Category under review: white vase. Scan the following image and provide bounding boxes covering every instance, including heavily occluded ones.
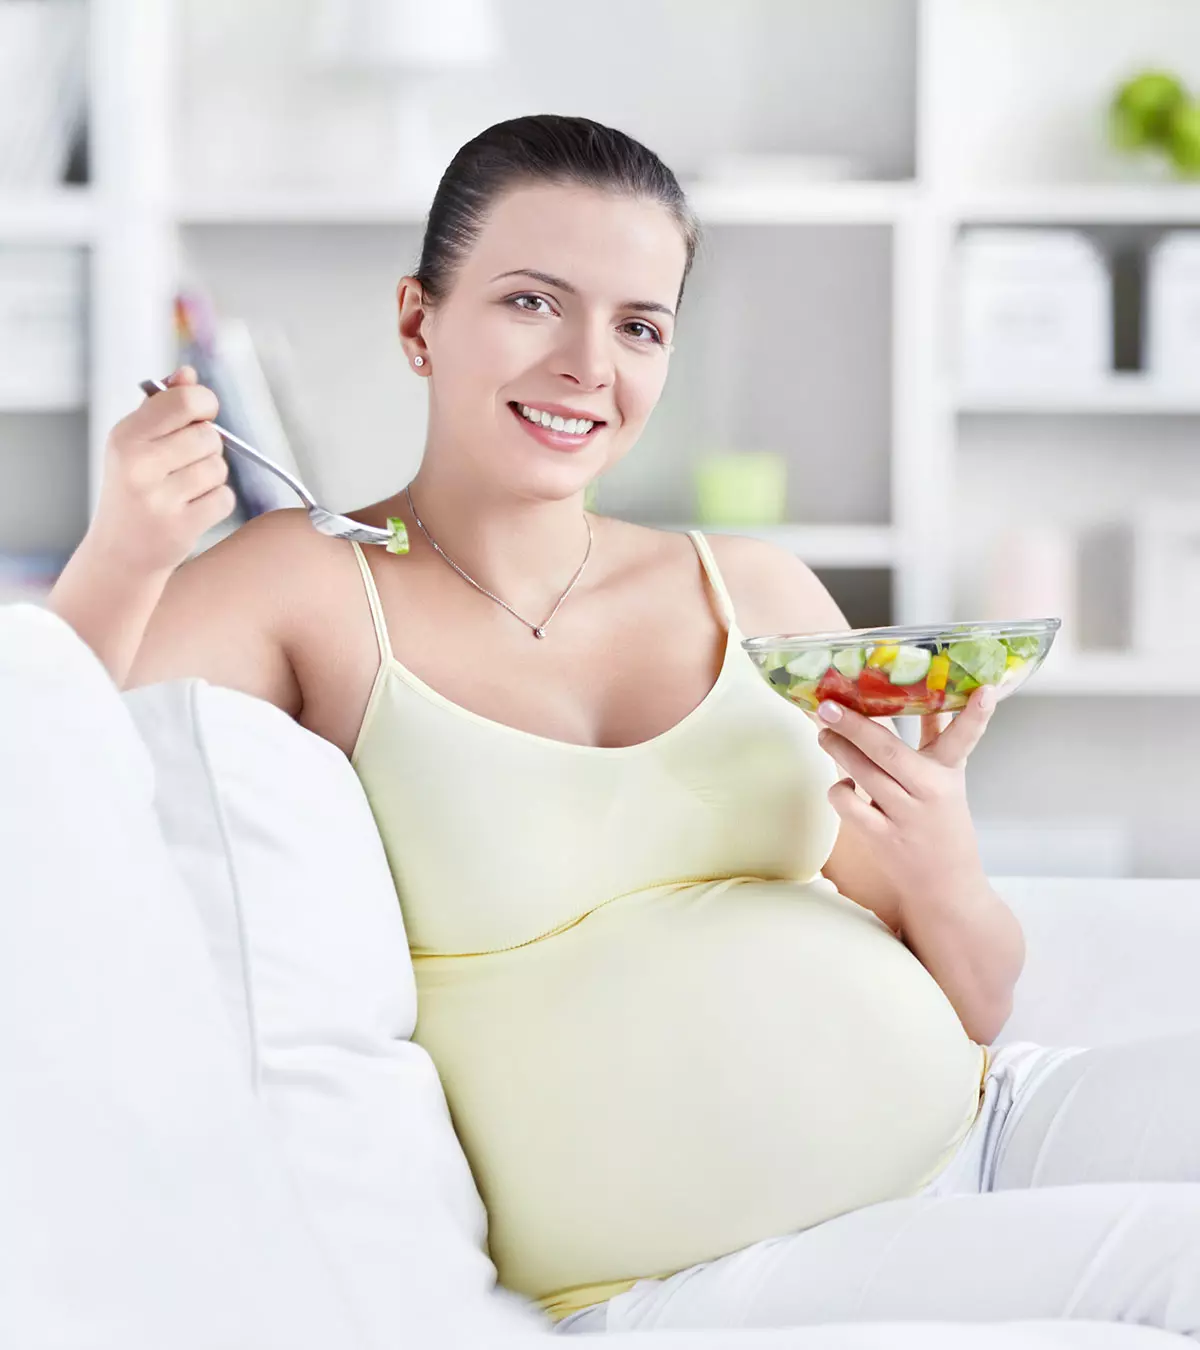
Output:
[979,526,1079,655]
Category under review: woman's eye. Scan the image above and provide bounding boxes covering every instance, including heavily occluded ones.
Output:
[624,321,664,345]
[511,294,553,314]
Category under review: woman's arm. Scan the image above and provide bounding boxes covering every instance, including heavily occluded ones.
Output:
[709,534,1023,1044]
[48,539,175,689]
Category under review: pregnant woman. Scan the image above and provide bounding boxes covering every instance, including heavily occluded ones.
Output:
[52,114,1200,1339]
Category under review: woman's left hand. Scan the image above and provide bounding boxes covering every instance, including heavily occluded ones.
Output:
[814,685,998,909]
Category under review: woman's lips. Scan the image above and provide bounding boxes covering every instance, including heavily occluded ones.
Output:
[508,402,604,452]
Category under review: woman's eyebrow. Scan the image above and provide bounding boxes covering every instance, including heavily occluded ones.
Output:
[490,268,676,319]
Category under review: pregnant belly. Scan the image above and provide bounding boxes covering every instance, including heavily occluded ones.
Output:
[411,875,987,1307]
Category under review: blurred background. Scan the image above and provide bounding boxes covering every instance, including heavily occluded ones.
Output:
[2,0,1199,876]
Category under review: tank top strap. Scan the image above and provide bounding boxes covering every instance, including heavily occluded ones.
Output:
[686,529,739,633]
[350,540,394,666]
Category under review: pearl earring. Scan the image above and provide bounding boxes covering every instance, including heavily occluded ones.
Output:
[414,356,425,367]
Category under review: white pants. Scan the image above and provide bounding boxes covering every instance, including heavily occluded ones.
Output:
[556,1036,1200,1339]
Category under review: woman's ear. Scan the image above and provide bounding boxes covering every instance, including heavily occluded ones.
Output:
[396,276,430,367]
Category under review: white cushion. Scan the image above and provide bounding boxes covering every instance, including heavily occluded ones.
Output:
[991,875,1200,1048]
[0,604,366,1350]
[121,677,549,1345]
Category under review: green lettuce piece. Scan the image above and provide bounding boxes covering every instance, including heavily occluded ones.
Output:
[947,637,1007,685]
[1005,634,1041,661]
[946,660,980,692]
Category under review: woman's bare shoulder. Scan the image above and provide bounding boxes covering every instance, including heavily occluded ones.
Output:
[702,531,851,639]
[125,506,329,714]
[592,518,848,638]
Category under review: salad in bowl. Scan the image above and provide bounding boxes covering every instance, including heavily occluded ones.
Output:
[742,619,1060,717]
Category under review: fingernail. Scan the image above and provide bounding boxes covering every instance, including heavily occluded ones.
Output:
[980,685,997,711]
[818,701,843,722]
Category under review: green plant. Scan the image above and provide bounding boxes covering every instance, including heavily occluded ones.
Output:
[1109,70,1200,178]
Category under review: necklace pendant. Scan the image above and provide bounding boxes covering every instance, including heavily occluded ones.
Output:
[533,626,546,639]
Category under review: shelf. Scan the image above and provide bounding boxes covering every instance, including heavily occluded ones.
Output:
[0,398,86,414]
[175,180,919,229]
[178,182,1200,231]
[684,179,918,225]
[648,522,897,568]
[0,187,95,243]
[176,192,432,226]
[1025,652,1198,696]
[950,183,1200,224]
[953,375,1200,416]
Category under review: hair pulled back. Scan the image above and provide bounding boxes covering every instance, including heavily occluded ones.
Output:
[413,114,701,310]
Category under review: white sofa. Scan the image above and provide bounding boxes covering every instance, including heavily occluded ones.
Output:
[2,600,1197,1350]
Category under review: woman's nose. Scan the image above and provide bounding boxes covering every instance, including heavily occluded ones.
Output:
[555,324,616,389]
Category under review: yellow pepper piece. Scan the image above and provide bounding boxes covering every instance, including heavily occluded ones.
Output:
[866,643,900,669]
[1004,651,1026,670]
[927,652,950,692]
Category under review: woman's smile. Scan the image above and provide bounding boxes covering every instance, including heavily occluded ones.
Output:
[507,400,606,452]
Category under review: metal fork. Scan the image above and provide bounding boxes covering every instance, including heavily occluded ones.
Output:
[137,377,400,548]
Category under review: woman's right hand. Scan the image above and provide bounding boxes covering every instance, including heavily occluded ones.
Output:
[86,365,239,577]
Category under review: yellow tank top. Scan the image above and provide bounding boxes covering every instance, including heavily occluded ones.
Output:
[348,530,988,1323]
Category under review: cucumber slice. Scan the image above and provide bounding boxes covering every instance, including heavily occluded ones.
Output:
[887,644,932,686]
[385,516,410,555]
[832,647,865,680]
[784,648,833,681]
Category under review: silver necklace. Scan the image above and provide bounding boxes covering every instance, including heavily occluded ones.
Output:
[404,484,593,639]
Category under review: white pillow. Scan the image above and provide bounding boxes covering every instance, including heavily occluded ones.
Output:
[121,676,550,1345]
[0,604,367,1350]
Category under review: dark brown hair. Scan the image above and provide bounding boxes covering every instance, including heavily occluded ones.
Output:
[413,114,701,312]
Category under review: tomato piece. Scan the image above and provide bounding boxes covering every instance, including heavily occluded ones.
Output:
[847,666,910,717]
[816,665,859,702]
[812,665,871,714]
[857,666,896,696]
[893,678,945,713]
[814,666,950,719]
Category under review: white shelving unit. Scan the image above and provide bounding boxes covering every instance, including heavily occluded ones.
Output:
[7,0,1200,871]
[953,376,1200,416]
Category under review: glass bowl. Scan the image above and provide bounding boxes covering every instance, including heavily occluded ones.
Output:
[742,618,1061,717]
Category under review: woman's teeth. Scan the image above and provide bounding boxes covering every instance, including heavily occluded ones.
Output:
[517,403,595,436]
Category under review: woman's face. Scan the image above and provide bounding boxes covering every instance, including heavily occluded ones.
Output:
[402,182,687,502]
